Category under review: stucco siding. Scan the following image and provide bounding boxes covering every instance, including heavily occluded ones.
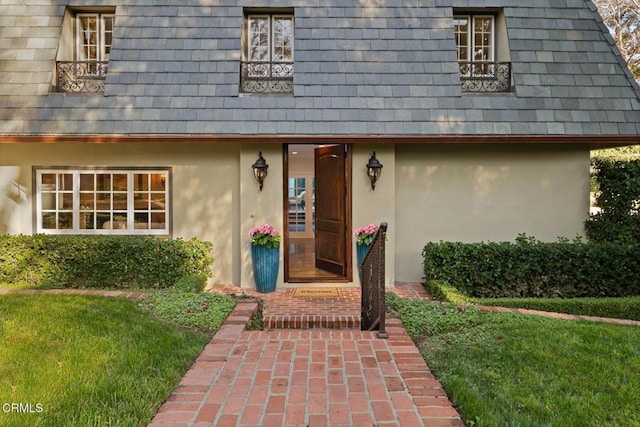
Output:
[0,143,242,284]
[394,144,591,282]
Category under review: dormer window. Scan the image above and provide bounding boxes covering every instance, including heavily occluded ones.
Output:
[454,12,512,93]
[55,9,115,94]
[240,10,294,94]
[76,13,114,65]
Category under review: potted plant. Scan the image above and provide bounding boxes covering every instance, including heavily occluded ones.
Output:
[249,223,281,293]
[354,223,379,282]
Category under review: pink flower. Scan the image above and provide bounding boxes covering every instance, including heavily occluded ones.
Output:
[354,224,379,245]
[249,223,282,248]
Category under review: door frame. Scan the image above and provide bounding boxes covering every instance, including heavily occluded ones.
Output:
[283,143,352,283]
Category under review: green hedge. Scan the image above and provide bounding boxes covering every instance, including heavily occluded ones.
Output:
[0,235,213,289]
[423,235,640,298]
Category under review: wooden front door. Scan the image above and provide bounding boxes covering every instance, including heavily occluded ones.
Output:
[314,145,350,276]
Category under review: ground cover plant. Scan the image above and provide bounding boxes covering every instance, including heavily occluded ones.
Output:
[387,293,640,426]
[143,292,237,330]
[0,293,235,426]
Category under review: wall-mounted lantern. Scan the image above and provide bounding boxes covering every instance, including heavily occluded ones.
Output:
[252,151,269,191]
[366,151,383,190]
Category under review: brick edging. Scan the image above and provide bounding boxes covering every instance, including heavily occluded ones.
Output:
[476,304,640,327]
[0,288,149,299]
[385,317,464,425]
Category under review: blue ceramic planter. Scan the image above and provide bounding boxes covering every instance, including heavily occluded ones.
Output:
[356,243,371,284]
[251,245,279,293]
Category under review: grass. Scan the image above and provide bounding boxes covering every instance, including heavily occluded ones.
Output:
[387,293,640,427]
[0,293,236,427]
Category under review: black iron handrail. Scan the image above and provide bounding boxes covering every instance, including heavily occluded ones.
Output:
[240,61,294,94]
[459,61,511,93]
[361,222,388,338]
[56,61,108,94]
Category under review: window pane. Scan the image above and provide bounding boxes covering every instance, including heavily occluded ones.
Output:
[151,212,165,227]
[60,174,73,190]
[97,212,111,229]
[273,17,293,61]
[60,193,73,210]
[288,177,306,232]
[103,16,114,59]
[42,213,56,229]
[96,174,111,191]
[473,17,493,61]
[42,173,55,187]
[79,16,98,61]
[134,173,149,191]
[134,194,148,210]
[113,192,127,210]
[249,16,269,62]
[80,173,94,191]
[113,174,127,190]
[42,192,56,210]
[80,212,95,229]
[80,193,94,210]
[454,17,469,62]
[58,212,73,230]
[150,173,165,191]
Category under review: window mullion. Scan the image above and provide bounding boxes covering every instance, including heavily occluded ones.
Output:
[269,16,274,63]
[127,172,134,232]
[73,171,80,231]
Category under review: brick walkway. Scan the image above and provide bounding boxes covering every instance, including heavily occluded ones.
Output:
[149,283,463,426]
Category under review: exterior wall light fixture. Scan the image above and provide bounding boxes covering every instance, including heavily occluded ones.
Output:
[366,151,383,190]
[252,151,269,191]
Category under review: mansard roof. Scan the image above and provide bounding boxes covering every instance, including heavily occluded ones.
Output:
[0,0,639,140]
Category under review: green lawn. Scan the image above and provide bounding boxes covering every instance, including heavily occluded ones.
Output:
[387,294,640,427]
[0,294,234,427]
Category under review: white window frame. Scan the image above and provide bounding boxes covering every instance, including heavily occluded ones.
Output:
[455,14,495,77]
[247,14,294,63]
[35,168,170,235]
[75,12,114,62]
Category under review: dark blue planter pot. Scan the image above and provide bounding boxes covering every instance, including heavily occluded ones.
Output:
[356,243,371,284]
[251,245,279,293]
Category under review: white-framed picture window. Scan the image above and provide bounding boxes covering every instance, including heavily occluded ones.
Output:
[35,168,170,235]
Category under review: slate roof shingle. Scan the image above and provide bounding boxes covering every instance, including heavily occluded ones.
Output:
[0,0,639,137]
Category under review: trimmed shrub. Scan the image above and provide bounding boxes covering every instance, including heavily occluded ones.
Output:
[586,157,640,244]
[424,280,469,304]
[0,235,213,289]
[423,235,640,298]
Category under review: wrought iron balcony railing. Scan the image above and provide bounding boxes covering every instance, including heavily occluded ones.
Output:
[56,61,108,94]
[459,61,512,93]
[240,61,293,94]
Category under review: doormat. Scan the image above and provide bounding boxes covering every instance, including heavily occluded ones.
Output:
[292,287,340,298]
